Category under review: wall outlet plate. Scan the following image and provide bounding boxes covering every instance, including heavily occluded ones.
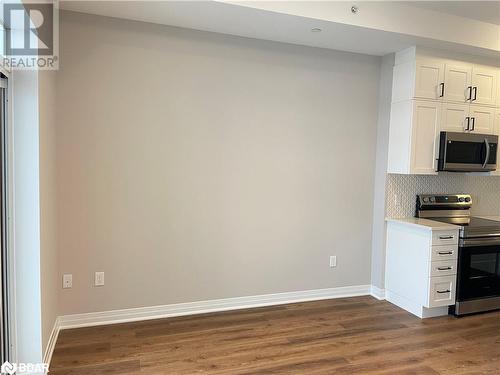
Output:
[95,271,105,286]
[329,256,337,268]
[63,274,72,289]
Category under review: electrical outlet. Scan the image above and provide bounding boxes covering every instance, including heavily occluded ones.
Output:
[329,256,337,268]
[63,274,72,289]
[94,271,105,287]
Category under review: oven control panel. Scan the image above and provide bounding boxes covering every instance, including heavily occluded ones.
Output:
[417,194,472,209]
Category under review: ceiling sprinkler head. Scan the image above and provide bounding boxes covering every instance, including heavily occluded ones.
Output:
[351,5,359,14]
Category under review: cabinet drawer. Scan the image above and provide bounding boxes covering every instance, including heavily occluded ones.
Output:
[432,230,458,246]
[428,275,456,308]
[429,260,457,277]
[431,245,458,261]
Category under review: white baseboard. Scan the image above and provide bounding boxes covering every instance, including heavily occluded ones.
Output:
[43,317,61,373]
[59,284,372,330]
[370,285,386,300]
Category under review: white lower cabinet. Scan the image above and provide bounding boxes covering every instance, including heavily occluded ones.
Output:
[385,220,459,318]
[428,276,456,308]
[429,260,456,277]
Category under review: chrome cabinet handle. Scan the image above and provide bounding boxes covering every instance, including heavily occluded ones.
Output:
[470,117,475,131]
[465,117,470,131]
[437,267,452,271]
[483,138,490,169]
[472,86,477,101]
[438,251,453,255]
[439,235,454,239]
[467,86,472,101]
[439,83,445,97]
[437,290,451,294]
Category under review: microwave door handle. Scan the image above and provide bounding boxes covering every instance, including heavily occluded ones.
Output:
[483,138,490,168]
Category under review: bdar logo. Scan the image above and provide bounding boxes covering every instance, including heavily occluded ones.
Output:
[1,362,17,375]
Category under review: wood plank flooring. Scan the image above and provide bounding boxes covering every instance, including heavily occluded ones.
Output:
[50,296,500,374]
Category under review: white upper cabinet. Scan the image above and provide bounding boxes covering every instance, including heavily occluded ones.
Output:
[443,63,472,103]
[471,65,497,106]
[388,47,500,175]
[441,103,495,134]
[441,103,470,133]
[497,71,500,107]
[392,58,444,102]
[469,105,496,134]
[490,109,500,176]
[388,100,439,175]
[414,59,445,100]
[411,101,441,175]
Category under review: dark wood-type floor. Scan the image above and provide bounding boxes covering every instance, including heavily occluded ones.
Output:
[50,296,500,374]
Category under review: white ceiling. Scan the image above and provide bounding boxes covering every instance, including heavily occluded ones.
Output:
[59,1,500,58]
[406,1,500,26]
[59,1,416,56]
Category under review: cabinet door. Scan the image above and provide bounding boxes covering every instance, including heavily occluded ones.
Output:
[469,105,495,134]
[410,101,440,175]
[444,63,472,103]
[414,59,445,100]
[471,65,497,106]
[497,71,500,107]
[441,103,470,133]
[492,109,500,176]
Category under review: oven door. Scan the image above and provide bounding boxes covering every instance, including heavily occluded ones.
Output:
[438,132,498,172]
[457,239,500,302]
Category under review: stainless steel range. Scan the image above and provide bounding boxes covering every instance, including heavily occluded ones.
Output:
[417,194,500,316]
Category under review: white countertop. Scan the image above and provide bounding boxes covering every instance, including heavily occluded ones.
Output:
[478,216,500,222]
[386,217,459,231]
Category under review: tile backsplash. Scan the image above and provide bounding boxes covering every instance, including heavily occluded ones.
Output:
[386,174,500,218]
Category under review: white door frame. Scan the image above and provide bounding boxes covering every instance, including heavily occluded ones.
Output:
[0,64,18,363]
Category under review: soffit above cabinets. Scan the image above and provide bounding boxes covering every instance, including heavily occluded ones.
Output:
[405,1,500,26]
[59,1,500,58]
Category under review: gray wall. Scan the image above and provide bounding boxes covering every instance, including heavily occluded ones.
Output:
[56,12,381,315]
[39,70,58,355]
[370,54,394,290]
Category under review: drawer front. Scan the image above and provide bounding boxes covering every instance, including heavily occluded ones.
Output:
[431,245,458,261]
[428,275,456,308]
[432,230,458,246]
[429,259,457,277]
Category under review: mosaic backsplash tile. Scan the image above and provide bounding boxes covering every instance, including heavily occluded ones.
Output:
[386,174,500,218]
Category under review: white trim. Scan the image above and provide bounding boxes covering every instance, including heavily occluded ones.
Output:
[5,72,17,362]
[370,285,386,300]
[59,285,372,330]
[42,317,60,371]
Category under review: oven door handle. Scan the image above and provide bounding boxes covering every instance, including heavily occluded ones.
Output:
[461,236,500,247]
[482,138,490,169]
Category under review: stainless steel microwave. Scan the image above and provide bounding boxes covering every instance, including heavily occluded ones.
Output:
[438,132,498,172]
